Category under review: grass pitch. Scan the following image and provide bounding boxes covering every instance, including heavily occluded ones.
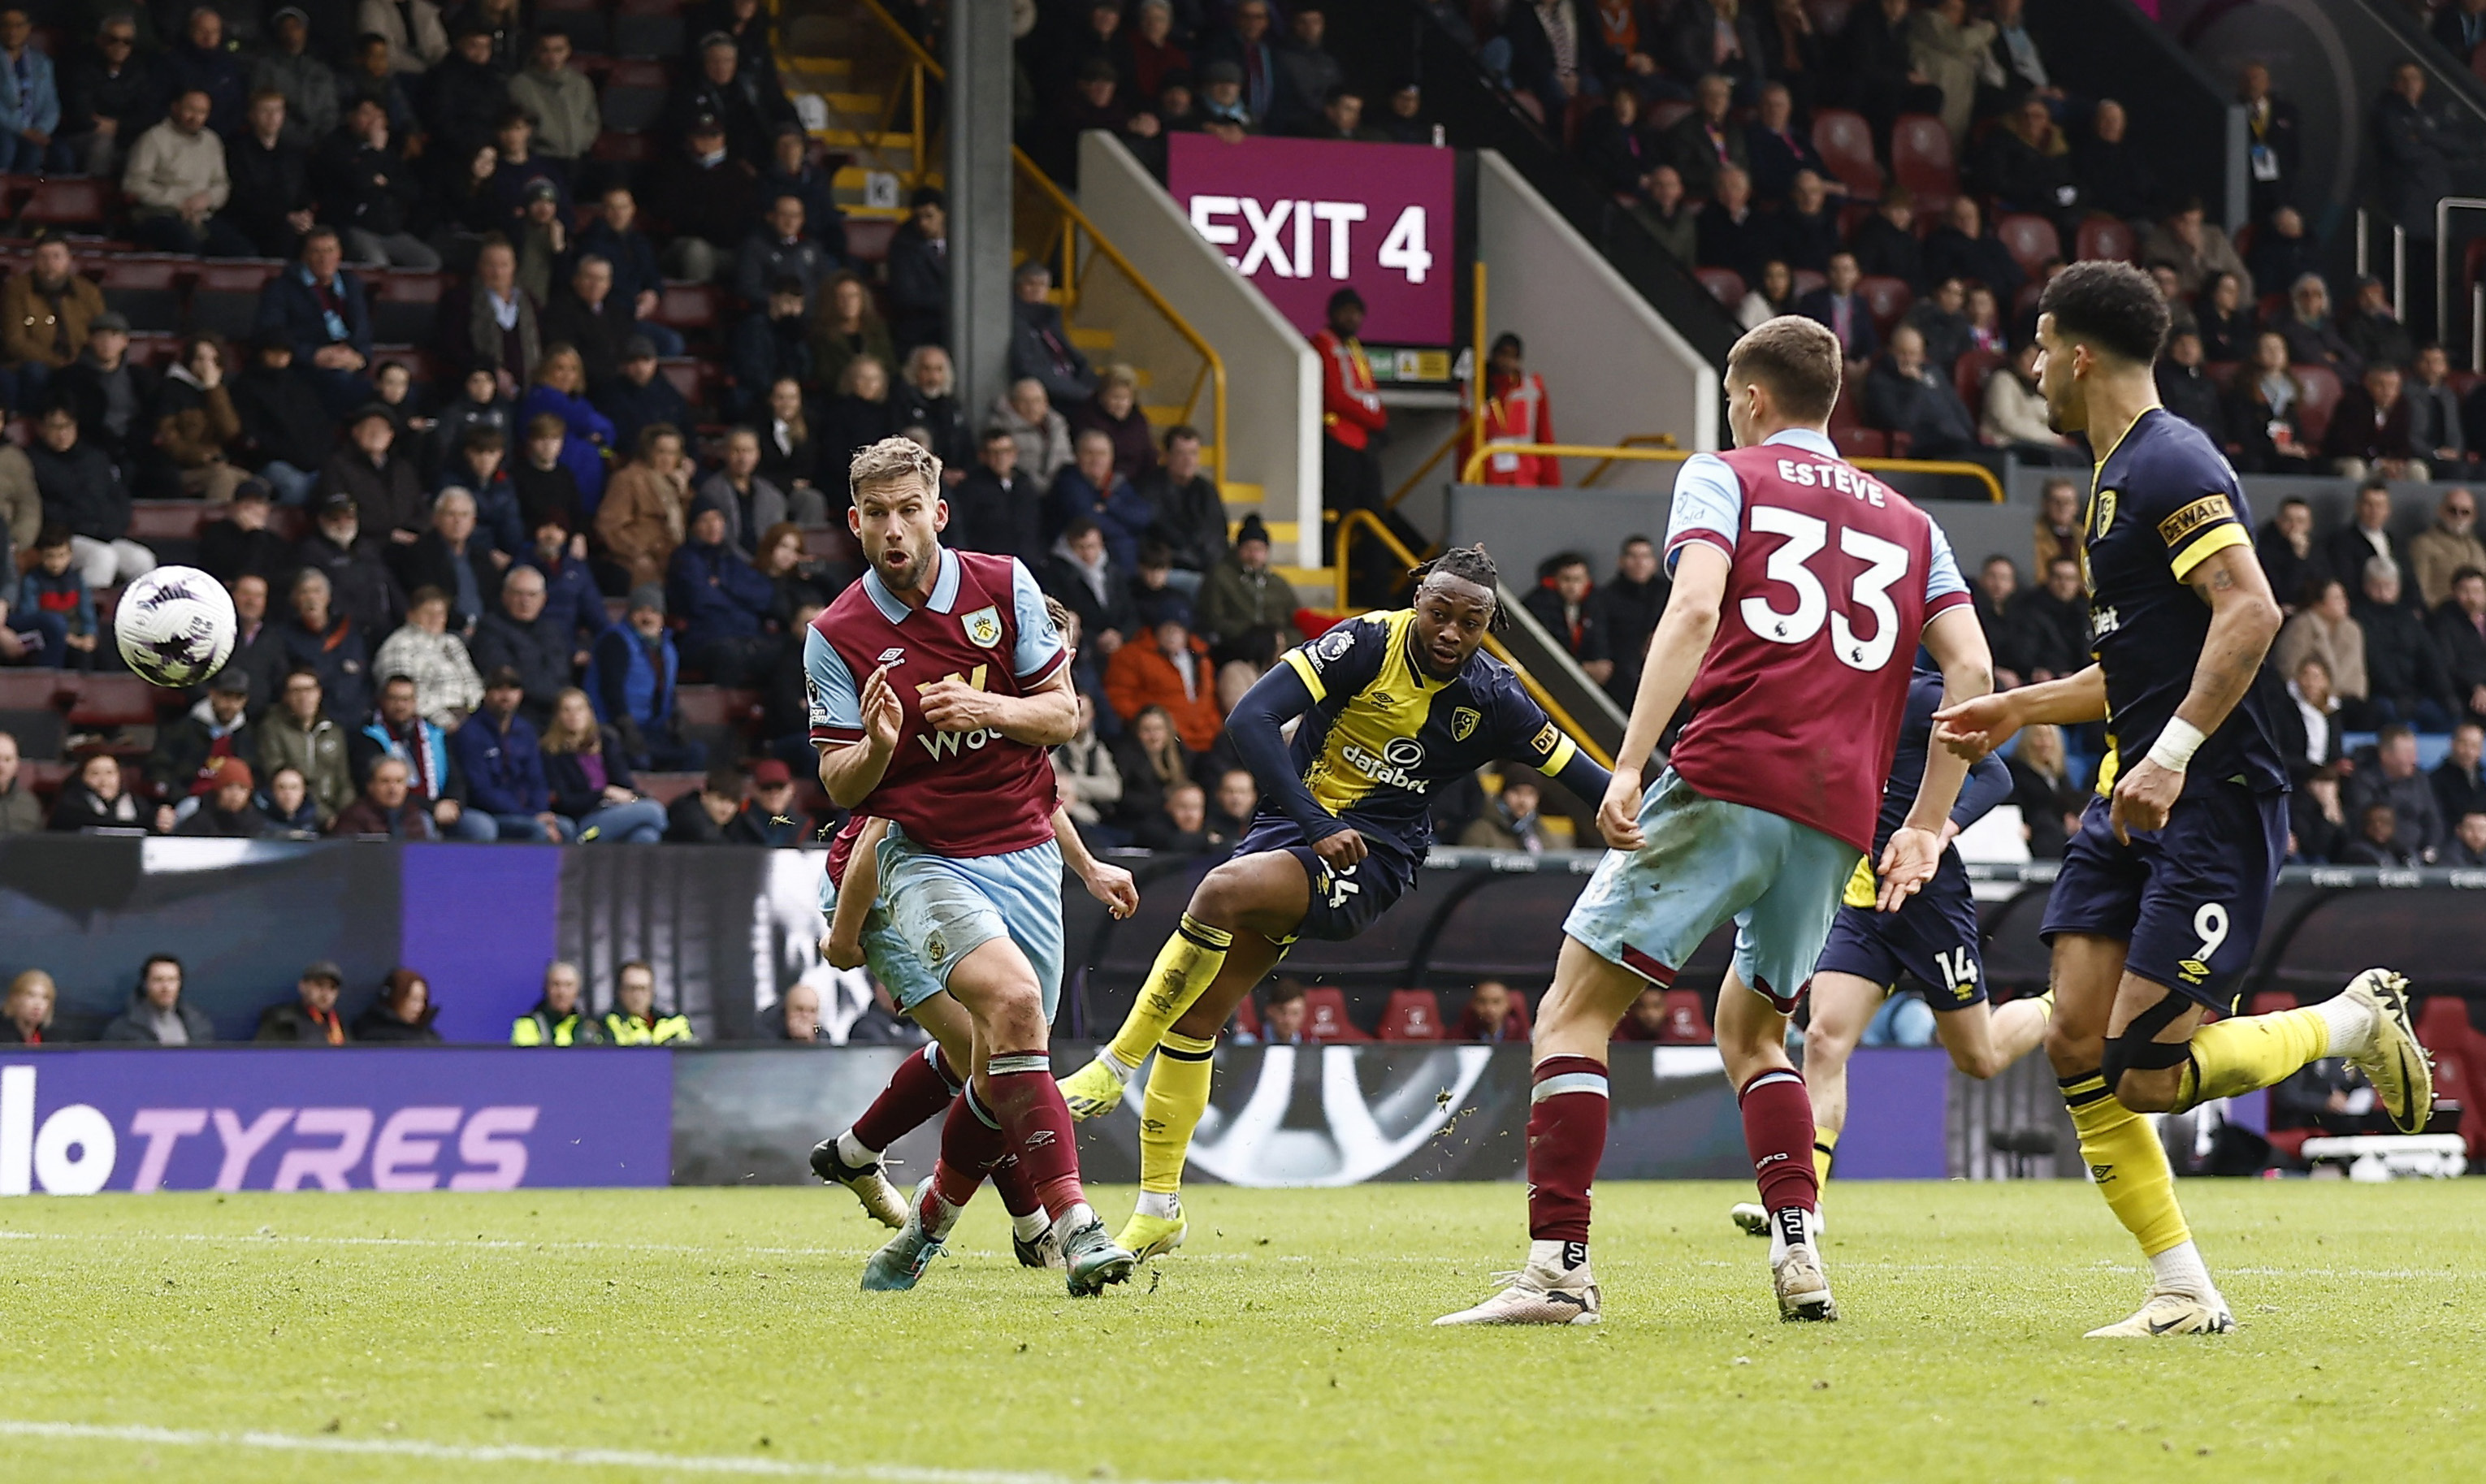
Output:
[2,1180,2481,1482]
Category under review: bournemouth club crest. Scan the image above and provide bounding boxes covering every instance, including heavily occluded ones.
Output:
[961,604,1003,648]
[1451,707,1480,742]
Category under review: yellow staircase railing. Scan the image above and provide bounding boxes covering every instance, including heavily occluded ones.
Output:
[1456,443,2007,502]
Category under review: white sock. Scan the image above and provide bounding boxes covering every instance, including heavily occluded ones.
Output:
[2148,1240,2217,1302]
[1527,1238,1589,1278]
[1011,1209,1050,1241]
[1051,1200,1097,1241]
[835,1130,876,1167]
[1098,1048,1141,1083]
[1765,1205,1818,1266]
[1136,1190,1180,1219]
[2316,989,2378,1057]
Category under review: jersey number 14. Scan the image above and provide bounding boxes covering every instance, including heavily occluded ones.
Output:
[1739,507,1912,673]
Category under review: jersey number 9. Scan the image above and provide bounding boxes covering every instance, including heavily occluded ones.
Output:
[1739,507,1912,673]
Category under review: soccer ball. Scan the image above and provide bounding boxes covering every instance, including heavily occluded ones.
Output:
[114,565,237,688]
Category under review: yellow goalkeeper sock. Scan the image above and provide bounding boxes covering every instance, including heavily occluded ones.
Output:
[1813,1125,1839,1186]
[1137,1031,1217,1196]
[1106,915,1233,1073]
[2060,1070,2190,1258]
[2173,1006,2330,1112]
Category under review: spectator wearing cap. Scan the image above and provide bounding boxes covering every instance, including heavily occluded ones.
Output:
[353,967,442,1043]
[597,336,698,461]
[0,967,53,1043]
[61,14,159,181]
[1134,423,1226,582]
[0,231,102,418]
[314,403,424,539]
[1105,596,1219,752]
[372,585,484,725]
[260,662,355,822]
[101,955,216,1045]
[424,23,511,162]
[255,227,377,418]
[440,236,543,392]
[312,97,437,270]
[517,348,615,510]
[757,123,847,261]
[587,585,704,772]
[647,112,758,285]
[949,423,1039,562]
[297,492,406,639]
[730,277,816,419]
[725,757,802,844]
[53,309,157,481]
[540,685,668,842]
[670,31,794,167]
[1009,260,1096,409]
[576,187,685,358]
[174,757,271,837]
[251,7,337,147]
[123,87,249,257]
[543,255,635,387]
[1191,58,1254,139]
[351,669,496,839]
[30,401,148,591]
[669,497,779,685]
[737,194,831,313]
[227,89,316,262]
[509,28,598,164]
[254,959,352,1043]
[390,488,508,638]
[149,666,258,813]
[469,559,573,728]
[453,665,574,840]
[1197,513,1294,666]
[599,423,694,588]
[512,180,571,311]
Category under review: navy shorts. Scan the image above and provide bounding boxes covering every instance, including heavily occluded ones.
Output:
[2039,783,2287,1012]
[1232,811,1418,943]
[1813,866,1987,1010]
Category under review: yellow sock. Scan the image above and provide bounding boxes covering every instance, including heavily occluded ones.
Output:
[1813,1126,1839,1186]
[1107,915,1233,1071]
[2174,1006,2329,1112]
[2061,1071,2191,1257]
[1137,1030,1217,1196]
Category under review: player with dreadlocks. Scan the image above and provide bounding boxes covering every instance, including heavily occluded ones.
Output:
[1056,545,1614,1261]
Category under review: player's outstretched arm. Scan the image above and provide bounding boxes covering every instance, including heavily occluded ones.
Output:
[1053,804,1138,919]
[822,816,888,969]
[1228,659,1364,865]
[1932,663,2107,760]
[2110,543,2282,842]
[1882,605,1994,911]
[1600,542,1727,850]
[917,664,1081,746]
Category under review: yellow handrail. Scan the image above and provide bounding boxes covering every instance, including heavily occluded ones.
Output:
[1456,442,2007,503]
[1577,433,1679,487]
[1329,511,1614,769]
[848,0,1228,487]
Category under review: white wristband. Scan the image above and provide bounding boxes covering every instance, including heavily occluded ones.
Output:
[2146,717,2206,772]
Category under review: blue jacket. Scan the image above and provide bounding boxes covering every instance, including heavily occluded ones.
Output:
[439,466,526,557]
[666,536,775,647]
[1048,469,1155,573]
[524,549,604,654]
[451,708,551,816]
[13,564,93,635]
[585,622,678,731]
[0,45,61,136]
[591,374,694,465]
[574,220,664,310]
[254,263,375,363]
[514,384,613,509]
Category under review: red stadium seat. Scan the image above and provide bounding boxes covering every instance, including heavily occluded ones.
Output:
[657,357,712,404]
[1834,426,1887,458]
[1888,115,1955,214]
[2075,217,2137,265]
[64,673,160,728]
[92,255,185,333]
[673,686,760,728]
[1693,266,1745,307]
[1302,986,1367,1042]
[1231,993,1260,1040]
[1658,989,1712,1045]
[600,59,670,134]
[2293,365,2342,445]
[1501,989,1533,1039]
[1647,99,1693,134]
[1994,214,2059,278]
[1828,377,1864,434]
[1954,347,2004,421]
[2247,991,2299,1016]
[20,177,109,228]
[1810,108,1883,198]
[632,772,706,805]
[656,281,720,330]
[591,130,654,162]
[844,218,897,264]
[0,671,73,709]
[612,0,685,59]
[2012,279,2044,325]
[1377,989,1443,1041]
[1792,268,1826,298]
[2415,997,2480,1156]
[1856,274,1912,335]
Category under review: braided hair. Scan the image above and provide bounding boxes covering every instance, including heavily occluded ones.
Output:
[1408,543,1508,631]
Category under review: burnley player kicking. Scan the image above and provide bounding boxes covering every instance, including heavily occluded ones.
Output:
[1437,316,1992,1326]
[1932,262,2428,1338]
[808,436,1136,1296]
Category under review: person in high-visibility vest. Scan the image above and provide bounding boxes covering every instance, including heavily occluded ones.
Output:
[1312,287,1387,514]
[1459,332,1559,486]
[603,958,696,1045]
[510,960,603,1045]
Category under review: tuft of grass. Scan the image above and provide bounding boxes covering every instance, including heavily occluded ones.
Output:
[0,1180,2481,1482]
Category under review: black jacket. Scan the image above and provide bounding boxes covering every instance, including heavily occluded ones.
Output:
[469,610,574,725]
[99,989,217,1045]
[254,999,349,1043]
[53,353,158,466]
[174,798,271,837]
[293,530,405,641]
[1134,467,1228,574]
[352,1002,444,1043]
[148,706,258,798]
[540,287,637,386]
[199,517,297,587]
[313,127,422,238]
[946,466,1039,562]
[29,438,129,543]
[884,220,947,350]
[387,530,505,625]
[232,361,338,472]
[226,133,315,258]
[542,726,638,820]
[314,449,426,537]
[2355,597,2457,715]
[1864,358,1979,456]
[2432,601,2486,702]
[1851,212,1927,295]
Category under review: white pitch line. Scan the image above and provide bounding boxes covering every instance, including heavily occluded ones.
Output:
[0,1420,1268,1484]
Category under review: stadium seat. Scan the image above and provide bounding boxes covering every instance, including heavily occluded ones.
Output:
[1994,214,2059,278]
[1232,993,1259,1040]
[1856,275,1912,335]
[655,281,721,331]
[367,270,446,344]
[2247,991,2298,1016]
[1953,346,2004,418]
[656,356,714,405]
[1693,266,1744,307]
[2415,997,2480,1156]
[2075,218,2137,265]
[632,771,706,805]
[2293,365,2342,445]
[93,256,185,333]
[1376,989,1442,1041]
[673,685,760,729]
[1302,986,1367,1042]
[1791,268,1826,298]
[1828,377,1864,435]
[844,219,897,264]
[64,673,160,728]
[600,60,671,134]
[1810,108,1883,198]
[1646,99,1693,134]
[613,0,686,59]
[591,129,655,163]
[188,259,281,340]
[0,670,73,709]
[126,331,179,366]
[1658,989,1712,1045]
[536,0,610,53]
[1888,115,1955,214]
[1834,426,1887,458]
[19,177,109,229]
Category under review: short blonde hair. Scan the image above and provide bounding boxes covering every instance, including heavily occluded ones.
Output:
[849,435,942,504]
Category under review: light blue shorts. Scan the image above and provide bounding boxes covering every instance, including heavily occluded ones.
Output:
[816,868,947,1012]
[876,824,1066,1019]
[1562,768,1862,1013]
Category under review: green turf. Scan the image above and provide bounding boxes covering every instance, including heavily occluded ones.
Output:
[2,1180,2483,1482]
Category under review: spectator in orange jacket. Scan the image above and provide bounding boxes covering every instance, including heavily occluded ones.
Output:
[1311,287,1386,513]
[1460,332,1558,485]
[1104,596,1221,752]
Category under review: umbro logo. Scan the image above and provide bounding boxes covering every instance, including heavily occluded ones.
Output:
[877,647,906,666]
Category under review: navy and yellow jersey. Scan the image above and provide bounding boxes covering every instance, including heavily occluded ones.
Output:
[1839,667,2012,909]
[1237,608,1607,851]
[2084,409,2288,798]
